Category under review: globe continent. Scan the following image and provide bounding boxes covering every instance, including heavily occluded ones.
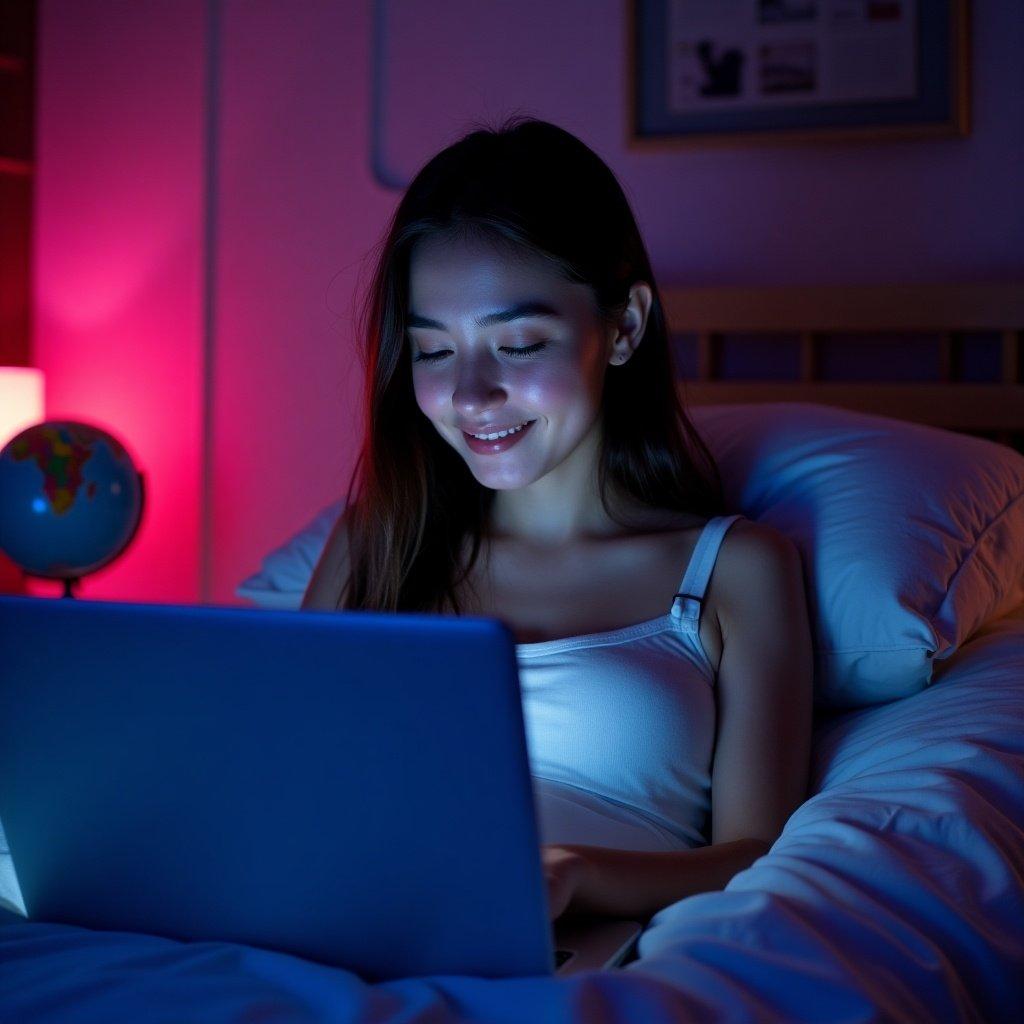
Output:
[0,421,144,578]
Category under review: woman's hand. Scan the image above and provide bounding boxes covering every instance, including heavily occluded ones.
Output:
[540,844,588,920]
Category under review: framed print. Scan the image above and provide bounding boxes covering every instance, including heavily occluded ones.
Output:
[628,0,970,148]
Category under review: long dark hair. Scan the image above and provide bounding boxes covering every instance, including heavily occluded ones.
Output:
[334,116,724,613]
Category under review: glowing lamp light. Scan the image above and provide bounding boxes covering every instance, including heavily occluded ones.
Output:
[0,367,45,449]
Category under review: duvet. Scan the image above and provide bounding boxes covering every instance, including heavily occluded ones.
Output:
[2,609,1023,1023]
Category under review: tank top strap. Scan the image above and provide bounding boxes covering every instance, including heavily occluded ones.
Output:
[670,514,744,628]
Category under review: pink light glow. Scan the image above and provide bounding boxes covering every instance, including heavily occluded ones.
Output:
[32,1,207,603]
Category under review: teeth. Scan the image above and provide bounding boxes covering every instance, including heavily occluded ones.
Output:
[470,421,530,441]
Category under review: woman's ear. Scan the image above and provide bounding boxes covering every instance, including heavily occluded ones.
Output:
[608,282,653,366]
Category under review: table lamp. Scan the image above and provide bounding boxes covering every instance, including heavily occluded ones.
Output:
[0,366,44,449]
[0,368,45,594]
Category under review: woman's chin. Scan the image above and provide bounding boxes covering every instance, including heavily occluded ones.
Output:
[466,462,538,490]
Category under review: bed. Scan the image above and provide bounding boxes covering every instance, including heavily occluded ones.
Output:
[2,281,1023,1022]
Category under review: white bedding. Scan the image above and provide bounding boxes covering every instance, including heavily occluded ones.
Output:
[2,609,1023,1023]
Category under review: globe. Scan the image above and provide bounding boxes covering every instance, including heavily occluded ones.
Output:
[0,420,145,598]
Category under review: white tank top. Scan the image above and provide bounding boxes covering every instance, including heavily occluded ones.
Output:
[516,514,743,852]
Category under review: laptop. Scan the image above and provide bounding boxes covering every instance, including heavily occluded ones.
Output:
[0,595,641,980]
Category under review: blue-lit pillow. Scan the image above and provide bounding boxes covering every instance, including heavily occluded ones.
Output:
[690,402,1024,708]
[235,500,343,610]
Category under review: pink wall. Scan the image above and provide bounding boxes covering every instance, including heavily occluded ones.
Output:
[32,0,206,602]
[33,1,1024,605]
[208,0,391,606]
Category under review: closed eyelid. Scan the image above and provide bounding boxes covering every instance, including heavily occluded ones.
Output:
[412,340,548,363]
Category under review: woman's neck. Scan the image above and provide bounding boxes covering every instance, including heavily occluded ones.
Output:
[483,426,644,545]
[479,422,695,546]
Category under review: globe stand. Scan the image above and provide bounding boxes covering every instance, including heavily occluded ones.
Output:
[16,571,82,599]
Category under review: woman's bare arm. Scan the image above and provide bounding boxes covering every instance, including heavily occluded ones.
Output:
[300,510,350,611]
[705,519,814,846]
[553,837,769,922]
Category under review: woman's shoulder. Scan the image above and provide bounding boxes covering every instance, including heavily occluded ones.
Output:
[712,516,803,624]
[718,515,798,563]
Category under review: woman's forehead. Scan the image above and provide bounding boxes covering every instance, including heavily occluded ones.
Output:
[408,235,585,321]
[410,234,546,285]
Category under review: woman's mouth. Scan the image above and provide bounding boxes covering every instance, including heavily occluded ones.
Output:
[461,419,536,454]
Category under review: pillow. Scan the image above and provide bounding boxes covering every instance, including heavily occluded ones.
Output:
[235,500,344,610]
[237,403,1024,708]
[689,402,1024,708]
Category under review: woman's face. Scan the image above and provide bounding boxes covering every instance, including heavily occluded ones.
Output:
[406,234,613,491]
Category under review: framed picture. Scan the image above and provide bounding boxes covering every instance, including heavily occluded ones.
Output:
[628,0,970,148]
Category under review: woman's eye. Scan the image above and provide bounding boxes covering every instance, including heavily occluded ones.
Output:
[412,342,547,363]
[503,341,547,359]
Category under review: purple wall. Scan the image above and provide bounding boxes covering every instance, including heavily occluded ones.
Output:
[35,1,1024,603]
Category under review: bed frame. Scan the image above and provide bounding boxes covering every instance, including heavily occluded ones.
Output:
[665,280,1024,452]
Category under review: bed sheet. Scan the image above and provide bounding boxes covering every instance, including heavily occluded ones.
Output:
[1,610,1022,1023]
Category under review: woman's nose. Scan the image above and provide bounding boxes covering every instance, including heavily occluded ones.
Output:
[451,358,506,416]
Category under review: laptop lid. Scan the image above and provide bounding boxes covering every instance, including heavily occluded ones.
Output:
[0,595,561,980]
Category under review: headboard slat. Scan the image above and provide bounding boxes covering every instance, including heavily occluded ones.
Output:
[663,282,1024,443]
[679,382,1024,432]
[662,281,1024,333]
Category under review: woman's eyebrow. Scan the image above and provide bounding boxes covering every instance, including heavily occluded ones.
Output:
[406,300,563,331]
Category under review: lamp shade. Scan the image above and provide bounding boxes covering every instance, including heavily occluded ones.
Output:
[0,367,45,449]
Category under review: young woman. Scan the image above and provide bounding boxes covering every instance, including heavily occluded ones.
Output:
[303,117,813,925]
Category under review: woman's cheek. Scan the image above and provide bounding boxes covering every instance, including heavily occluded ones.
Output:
[518,365,583,409]
[412,375,449,418]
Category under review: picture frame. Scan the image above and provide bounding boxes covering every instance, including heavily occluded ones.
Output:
[627,0,970,149]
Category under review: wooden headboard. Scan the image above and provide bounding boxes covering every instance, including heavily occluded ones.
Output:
[665,281,1024,451]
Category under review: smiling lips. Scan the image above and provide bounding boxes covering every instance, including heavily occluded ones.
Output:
[462,419,536,454]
